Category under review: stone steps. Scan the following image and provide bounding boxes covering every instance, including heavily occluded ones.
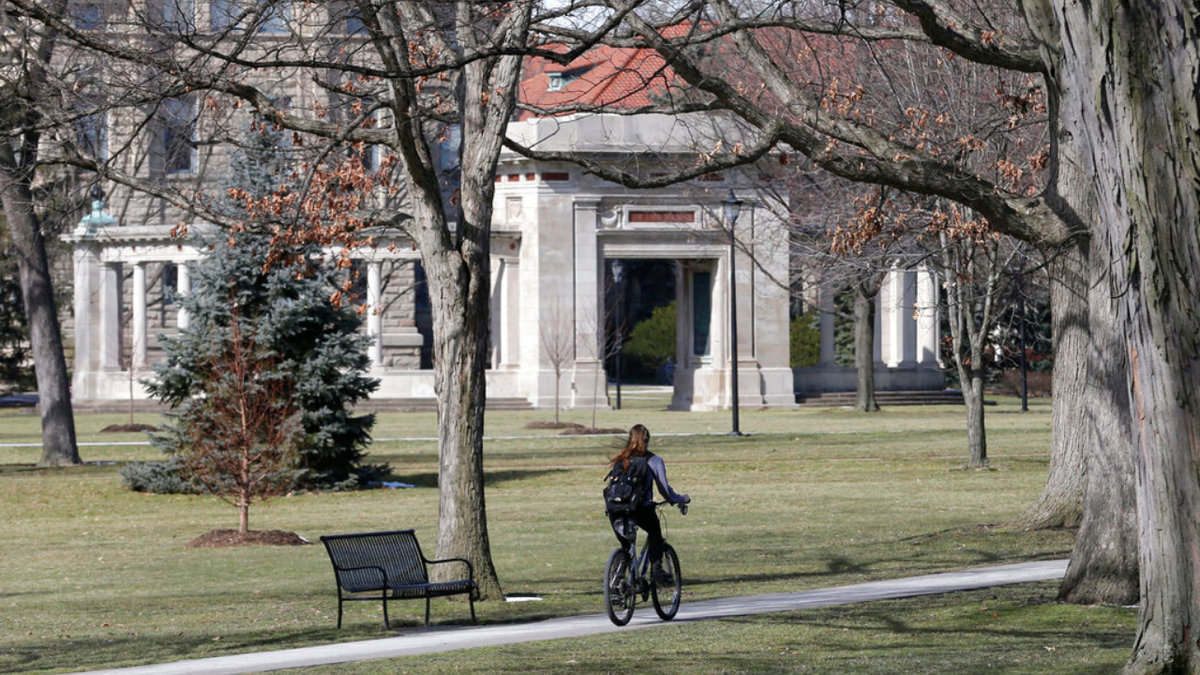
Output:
[795,390,976,408]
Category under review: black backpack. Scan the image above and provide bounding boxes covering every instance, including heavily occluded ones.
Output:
[603,454,653,515]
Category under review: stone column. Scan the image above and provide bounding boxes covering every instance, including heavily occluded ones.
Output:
[819,278,836,366]
[572,201,601,362]
[366,260,383,367]
[873,289,885,366]
[99,263,121,370]
[502,259,520,368]
[886,264,907,368]
[571,200,606,409]
[489,257,503,368]
[916,265,940,367]
[176,263,190,330]
[132,262,147,369]
[71,246,94,385]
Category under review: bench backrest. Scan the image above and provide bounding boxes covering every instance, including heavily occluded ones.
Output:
[321,530,429,592]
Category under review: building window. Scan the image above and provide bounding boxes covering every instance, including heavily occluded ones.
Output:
[258,3,288,34]
[161,97,196,175]
[75,112,108,160]
[162,263,178,305]
[436,124,460,174]
[72,2,104,30]
[158,0,195,30]
[330,1,365,34]
[210,0,285,33]
[692,270,712,356]
[546,65,592,92]
[354,109,386,172]
[210,0,240,31]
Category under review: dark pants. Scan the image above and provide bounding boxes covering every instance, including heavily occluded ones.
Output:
[611,504,663,567]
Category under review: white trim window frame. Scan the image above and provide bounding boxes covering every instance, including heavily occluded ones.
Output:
[161,96,197,176]
[75,110,108,161]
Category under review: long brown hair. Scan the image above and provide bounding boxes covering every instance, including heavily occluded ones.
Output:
[610,424,651,470]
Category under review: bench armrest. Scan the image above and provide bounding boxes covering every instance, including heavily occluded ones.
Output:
[424,556,475,582]
[332,564,390,588]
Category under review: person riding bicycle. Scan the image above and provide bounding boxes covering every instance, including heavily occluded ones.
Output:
[607,424,690,583]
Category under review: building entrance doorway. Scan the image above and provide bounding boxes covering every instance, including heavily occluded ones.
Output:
[606,259,678,408]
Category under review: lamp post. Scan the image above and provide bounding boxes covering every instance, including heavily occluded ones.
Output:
[723,191,743,437]
[612,259,625,411]
[1017,261,1029,413]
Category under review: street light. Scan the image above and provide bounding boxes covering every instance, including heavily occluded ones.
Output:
[612,259,625,411]
[723,191,743,437]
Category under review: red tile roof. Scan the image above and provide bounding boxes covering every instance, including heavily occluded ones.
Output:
[518,42,682,118]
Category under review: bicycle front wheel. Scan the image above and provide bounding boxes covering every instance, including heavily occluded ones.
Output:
[652,544,682,620]
[604,548,636,626]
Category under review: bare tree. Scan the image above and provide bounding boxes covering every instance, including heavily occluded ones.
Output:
[932,215,1013,468]
[539,301,575,426]
[578,302,625,432]
[15,0,692,600]
[180,313,304,534]
[0,0,80,466]
[515,0,1133,610]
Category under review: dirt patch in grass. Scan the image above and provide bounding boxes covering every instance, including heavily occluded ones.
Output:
[560,426,627,436]
[186,529,311,548]
[100,423,160,433]
[524,421,585,430]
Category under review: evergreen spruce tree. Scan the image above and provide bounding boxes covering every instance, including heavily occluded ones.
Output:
[0,240,33,392]
[124,125,383,493]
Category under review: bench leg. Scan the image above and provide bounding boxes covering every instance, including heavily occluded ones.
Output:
[425,597,431,626]
[383,592,391,630]
[336,589,344,629]
[469,594,477,624]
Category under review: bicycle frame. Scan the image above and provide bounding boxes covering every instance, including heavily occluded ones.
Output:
[619,502,671,589]
[605,500,683,626]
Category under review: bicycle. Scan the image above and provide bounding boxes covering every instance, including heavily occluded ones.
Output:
[603,500,687,626]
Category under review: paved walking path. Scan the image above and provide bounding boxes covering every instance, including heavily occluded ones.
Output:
[70,559,1068,675]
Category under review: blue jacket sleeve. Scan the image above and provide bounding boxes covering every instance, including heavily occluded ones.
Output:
[647,455,684,504]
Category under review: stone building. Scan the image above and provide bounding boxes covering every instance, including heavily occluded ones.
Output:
[60,22,943,410]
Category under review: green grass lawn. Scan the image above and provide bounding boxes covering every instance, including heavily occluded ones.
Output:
[0,394,1134,674]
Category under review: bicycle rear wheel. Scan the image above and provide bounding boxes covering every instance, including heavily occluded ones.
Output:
[604,548,635,626]
[652,544,682,620]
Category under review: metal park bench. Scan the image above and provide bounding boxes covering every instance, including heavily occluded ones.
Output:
[320,530,478,628]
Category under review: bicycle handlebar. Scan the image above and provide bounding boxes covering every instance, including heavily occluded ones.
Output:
[653,500,689,515]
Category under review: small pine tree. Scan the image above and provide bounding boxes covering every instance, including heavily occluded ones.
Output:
[146,233,382,489]
[0,242,33,392]
[131,123,384,492]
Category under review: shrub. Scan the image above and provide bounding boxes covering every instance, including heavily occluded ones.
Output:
[622,301,676,380]
[120,458,201,494]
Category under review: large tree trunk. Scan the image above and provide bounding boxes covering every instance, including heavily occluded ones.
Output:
[1050,0,1200,669]
[413,25,530,600]
[853,283,879,412]
[1012,0,1139,602]
[0,157,81,467]
[1012,239,1086,529]
[1058,236,1137,605]
[425,248,501,599]
[962,369,987,468]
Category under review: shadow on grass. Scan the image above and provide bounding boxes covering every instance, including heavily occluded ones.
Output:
[2,609,499,675]
[387,468,570,489]
[0,625,349,675]
[0,463,117,477]
[685,536,1071,590]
